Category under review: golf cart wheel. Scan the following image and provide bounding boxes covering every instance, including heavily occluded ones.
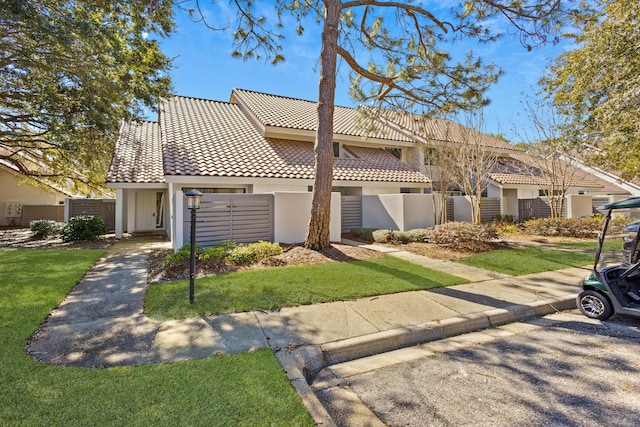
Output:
[577,290,613,320]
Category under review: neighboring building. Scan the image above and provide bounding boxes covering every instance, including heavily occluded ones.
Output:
[107,89,636,248]
[0,161,72,226]
[1,148,114,227]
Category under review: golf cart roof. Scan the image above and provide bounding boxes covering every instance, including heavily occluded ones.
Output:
[598,197,640,211]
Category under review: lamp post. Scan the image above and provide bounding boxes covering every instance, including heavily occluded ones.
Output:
[185,189,202,304]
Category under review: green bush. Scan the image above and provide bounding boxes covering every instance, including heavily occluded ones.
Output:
[200,241,237,266]
[227,241,282,266]
[163,243,205,267]
[431,222,498,251]
[29,220,64,238]
[163,241,283,269]
[60,215,107,242]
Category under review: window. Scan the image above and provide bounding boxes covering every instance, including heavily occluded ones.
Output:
[423,148,439,165]
[192,188,246,194]
[539,189,562,197]
[385,147,402,160]
[333,142,356,159]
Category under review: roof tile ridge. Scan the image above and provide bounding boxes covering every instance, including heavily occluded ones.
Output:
[162,94,233,106]
[233,87,357,110]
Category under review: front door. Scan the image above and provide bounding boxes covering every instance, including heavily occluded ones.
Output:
[135,191,157,231]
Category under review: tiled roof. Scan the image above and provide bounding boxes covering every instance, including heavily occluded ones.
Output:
[378,110,518,151]
[160,96,429,183]
[231,89,413,142]
[489,154,603,188]
[107,120,164,183]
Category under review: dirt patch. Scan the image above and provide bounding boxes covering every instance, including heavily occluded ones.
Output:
[146,243,388,284]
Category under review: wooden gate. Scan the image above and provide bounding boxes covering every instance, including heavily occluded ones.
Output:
[518,197,566,220]
[67,198,116,230]
[341,196,362,232]
[184,194,273,247]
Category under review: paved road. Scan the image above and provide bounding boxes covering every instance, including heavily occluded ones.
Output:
[316,312,640,427]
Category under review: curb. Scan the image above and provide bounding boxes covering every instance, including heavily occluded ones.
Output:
[279,295,577,426]
[321,294,577,366]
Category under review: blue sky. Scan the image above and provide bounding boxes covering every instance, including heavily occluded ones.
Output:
[157,4,570,143]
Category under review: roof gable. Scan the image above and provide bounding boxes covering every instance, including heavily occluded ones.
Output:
[230,88,414,145]
[107,120,163,183]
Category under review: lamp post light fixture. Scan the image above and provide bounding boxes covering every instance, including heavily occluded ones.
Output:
[185,189,202,304]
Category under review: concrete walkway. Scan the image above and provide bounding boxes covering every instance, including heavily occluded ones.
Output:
[26,235,591,424]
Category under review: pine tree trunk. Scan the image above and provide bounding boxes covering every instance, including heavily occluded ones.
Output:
[304,1,340,251]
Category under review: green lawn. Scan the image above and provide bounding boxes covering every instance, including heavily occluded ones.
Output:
[458,246,594,276]
[146,257,467,320]
[0,248,312,426]
[555,238,623,252]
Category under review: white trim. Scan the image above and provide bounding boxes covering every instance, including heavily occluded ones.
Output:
[127,191,135,233]
[115,188,124,238]
[174,190,184,252]
[168,182,175,245]
[63,198,70,222]
[107,182,167,189]
[163,175,428,188]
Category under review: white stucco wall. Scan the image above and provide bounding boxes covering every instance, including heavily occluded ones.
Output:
[273,192,341,243]
[486,183,502,198]
[566,195,593,218]
[403,194,435,229]
[362,194,434,231]
[362,186,402,195]
[252,183,309,193]
[451,196,473,222]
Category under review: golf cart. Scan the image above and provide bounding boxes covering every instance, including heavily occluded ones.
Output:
[577,197,640,320]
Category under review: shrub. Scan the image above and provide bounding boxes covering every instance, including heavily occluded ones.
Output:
[200,241,237,266]
[493,223,522,236]
[60,215,107,242]
[522,217,605,238]
[372,229,396,243]
[349,228,377,241]
[227,241,282,266]
[431,222,498,251]
[29,220,64,238]
[404,229,432,243]
[163,244,205,267]
[162,241,283,269]
[372,228,432,244]
[491,214,516,224]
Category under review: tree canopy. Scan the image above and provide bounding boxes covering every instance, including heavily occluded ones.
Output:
[0,0,174,192]
[212,0,571,249]
[541,0,640,179]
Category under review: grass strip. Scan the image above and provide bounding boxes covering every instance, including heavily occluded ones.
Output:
[0,248,312,426]
[555,239,622,252]
[458,246,594,276]
[146,257,467,320]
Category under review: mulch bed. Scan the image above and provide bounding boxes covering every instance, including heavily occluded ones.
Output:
[0,227,115,249]
[146,243,388,284]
